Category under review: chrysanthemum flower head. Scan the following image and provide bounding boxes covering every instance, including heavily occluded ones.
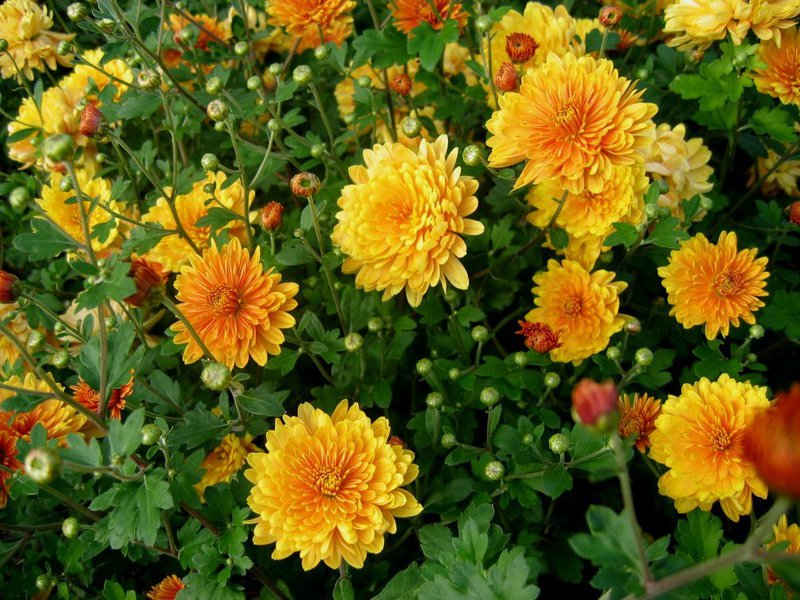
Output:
[487,53,657,194]
[0,0,74,80]
[748,148,800,198]
[746,0,800,45]
[391,0,467,35]
[195,433,257,500]
[650,374,770,522]
[658,231,769,339]
[643,123,715,218]
[245,400,423,570]
[266,0,354,52]
[0,424,22,508]
[617,393,662,452]
[752,24,800,105]
[146,575,185,600]
[765,515,800,587]
[170,238,299,369]
[525,259,627,364]
[126,257,169,310]
[0,303,35,369]
[72,374,133,422]
[331,135,483,307]
[142,171,250,272]
[60,48,133,103]
[664,0,749,52]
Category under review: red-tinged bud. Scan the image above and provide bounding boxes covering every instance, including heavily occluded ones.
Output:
[494,61,518,92]
[571,379,619,432]
[290,172,320,198]
[260,201,284,231]
[743,383,800,500]
[789,201,800,225]
[125,257,168,309]
[516,320,561,354]
[599,6,622,29]
[0,270,21,303]
[390,73,412,96]
[505,32,538,63]
[79,103,103,136]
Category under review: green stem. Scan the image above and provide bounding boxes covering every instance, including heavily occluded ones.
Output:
[162,297,215,361]
[225,121,255,251]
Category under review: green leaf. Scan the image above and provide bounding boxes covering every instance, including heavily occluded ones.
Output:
[275,242,315,266]
[372,563,424,600]
[102,581,136,600]
[643,217,689,249]
[195,206,242,229]
[333,578,354,600]
[14,218,79,260]
[352,28,411,69]
[692,341,742,379]
[108,408,145,457]
[604,222,639,248]
[407,21,459,72]
[170,404,227,450]
[77,321,142,393]
[549,227,569,250]
[751,107,798,143]
[761,291,800,339]
[237,384,288,417]
[77,260,136,310]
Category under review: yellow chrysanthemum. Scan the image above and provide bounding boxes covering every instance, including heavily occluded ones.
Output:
[0,0,73,80]
[170,238,299,369]
[658,231,769,339]
[245,400,423,570]
[643,123,714,218]
[37,169,122,255]
[60,48,133,103]
[524,259,627,364]
[331,135,484,307]
[617,393,662,453]
[752,24,800,105]
[0,373,85,443]
[748,148,800,198]
[195,433,257,500]
[649,374,770,522]
[766,515,800,587]
[0,303,35,369]
[487,53,657,194]
[664,0,749,52]
[746,0,800,45]
[142,171,250,272]
[266,0,354,52]
[146,575,185,600]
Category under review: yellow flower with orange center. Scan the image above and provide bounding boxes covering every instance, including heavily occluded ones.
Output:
[142,171,250,272]
[524,259,627,364]
[195,433,257,500]
[487,53,657,194]
[170,238,299,369]
[0,0,73,80]
[391,0,467,35]
[752,24,800,105]
[245,400,423,570]
[649,374,770,522]
[266,0,354,52]
[658,231,769,339]
[617,393,662,453]
[60,48,133,103]
[765,516,800,587]
[331,135,484,307]
[146,575,185,600]
[0,303,36,369]
[664,0,749,52]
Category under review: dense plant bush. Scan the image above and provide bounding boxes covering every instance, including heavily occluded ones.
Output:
[0,0,799,598]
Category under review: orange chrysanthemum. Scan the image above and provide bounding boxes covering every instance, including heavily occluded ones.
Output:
[391,0,467,35]
[0,424,22,508]
[72,375,133,421]
[146,575,185,600]
[743,383,800,500]
[170,238,299,369]
[752,24,800,106]
[162,13,231,68]
[649,374,770,522]
[765,515,800,587]
[0,0,73,80]
[331,135,483,307]
[126,257,169,309]
[617,393,662,452]
[245,401,423,570]
[266,0,354,52]
[487,53,657,193]
[195,433,257,500]
[525,259,627,364]
[658,231,769,339]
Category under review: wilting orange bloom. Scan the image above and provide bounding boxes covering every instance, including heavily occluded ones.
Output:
[765,515,800,587]
[126,257,169,309]
[752,25,800,106]
[72,375,133,421]
[170,238,299,369]
[571,379,618,429]
[525,260,627,364]
[146,575,185,600]
[650,374,770,522]
[0,424,22,508]
[266,0,354,52]
[743,383,800,500]
[494,61,518,92]
[391,0,467,35]
[260,202,284,231]
[195,433,257,500]
[331,136,483,307]
[658,232,769,339]
[0,0,73,80]
[664,0,748,52]
[618,393,662,452]
[245,401,423,570]
[516,321,561,354]
[487,53,657,193]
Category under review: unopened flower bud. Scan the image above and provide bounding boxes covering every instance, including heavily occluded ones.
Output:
[475,15,493,33]
[140,424,163,446]
[0,270,21,303]
[26,330,45,352]
[549,433,569,454]
[201,362,231,391]
[25,448,62,484]
[310,143,325,158]
[206,99,229,122]
[203,182,215,195]
[789,201,800,225]
[356,75,371,88]
[314,45,330,60]
[79,103,103,137]
[749,324,765,339]
[367,317,383,332]
[480,387,499,406]
[571,378,619,432]
[246,75,261,91]
[441,432,457,448]
[494,61,517,92]
[260,201,284,231]
[67,3,87,21]
[390,73,412,95]
[213,121,226,132]
[104,315,117,330]
[426,392,443,408]
[137,69,161,91]
[635,347,653,367]
[57,41,72,56]
[505,32,538,63]
[201,153,218,171]
[234,41,249,56]
[599,6,622,28]
[517,321,561,354]
[261,70,276,90]
[9,186,30,210]
[471,325,489,343]
[290,172,320,197]
[401,116,421,138]
[448,368,460,381]
[292,65,312,86]
[484,460,505,480]
[175,26,194,45]
[416,358,433,376]
[59,176,73,192]
[345,332,363,352]
[51,350,70,369]
[268,62,282,76]
[267,117,281,133]
[61,517,80,538]
[293,228,304,238]
[512,351,528,367]
[644,203,659,220]
[544,372,560,389]
[606,346,621,361]
[97,18,115,32]
[42,134,75,163]
[462,144,482,166]
[35,575,52,591]
[624,319,641,335]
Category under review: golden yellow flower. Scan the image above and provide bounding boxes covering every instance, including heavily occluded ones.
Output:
[37,169,123,255]
[245,400,423,570]
[391,0,467,35]
[658,231,769,339]
[443,43,478,85]
[617,393,662,453]
[487,53,657,194]
[60,48,133,103]
[142,171,250,272]
[765,515,800,587]
[649,374,770,522]
[0,303,36,369]
[146,575,185,600]
[331,135,483,307]
[0,0,73,80]
[664,0,749,52]
[170,238,299,369]
[195,433,257,500]
[748,148,800,198]
[752,24,800,105]
[524,259,627,364]
[643,123,714,219]
[746,0,800,45]
[266,0,354,52]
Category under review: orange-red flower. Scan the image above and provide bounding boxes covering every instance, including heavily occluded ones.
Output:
[146,575,185,600]
[571,379,618,429]
[505,33,538,63]
[618,393,662,452]
[266,0,354,52]
[260,202,284,231]
[0,424,21,508]
[494,61,518,92]
[72,376,133,421]
[516,321,561,354]
[126,257,169,309]
[0,270,20,303]
[391,0,467,35]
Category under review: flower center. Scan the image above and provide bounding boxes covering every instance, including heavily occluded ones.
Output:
[555,103,578,127]
[505,32,538,63]
[206,285,240,317]
[313,467,343,497]
[414,0,440,25]
[563,296,582,315]
[713,271,742,297]
[711,427,731,452]
[620,413,643,437]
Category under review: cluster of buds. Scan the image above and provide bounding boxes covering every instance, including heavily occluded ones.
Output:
[516,320,561,354]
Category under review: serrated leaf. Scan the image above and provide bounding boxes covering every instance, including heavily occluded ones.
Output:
[407,21,459,72]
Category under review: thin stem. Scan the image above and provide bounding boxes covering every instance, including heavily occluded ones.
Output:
[20,293,86,342]
[162,297,215,361]
[225,121,255,250]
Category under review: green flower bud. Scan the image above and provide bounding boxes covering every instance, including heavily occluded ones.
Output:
[292,65,312,86]
[344,332,363,352]
[367,317,383,333]
[401,116,421,138]
[203,182,215,194]
[205,76,223,95]
[25,448,62,484]
[140,424,163,446]
[51,350,70,369]
[9,187,30,210]
[136,69,161,91]
[634,67,649,80]
[35,574,52,591]
[416,358,433,377]
[548,433,569,454]
[214,121,226,132]
[634,347,653,367]
[606,346,621,361]
[599,250,614,264]
[544,372,561,389]
[448,367,460,381]
[480,387,499,406]
[267,118,281,133]
[521,433,534,445]
[201,153,218,171]
[343,112,355,125]
[426,392,443,409]
[462,144,482,166]
[625,318,642,334]
[475,15,493,33]
[513,351,528,367]
[644,203,659,220]
[700,196,714,211]
[747,352,758,363]
[356,75,371,88]
[111,454,124,467]
[234,41,249,56]
[95,152,107,164]
[441,432,457,448]
[314,45,330,60]
[749,324,765,339]
[42,134,75,163]
[104,315,117,330]
[293,228,304,238]
[97,18,115,33]
[471,325,489,343]
[484,460,504,480]
[57,41,72,56]
[67,3,87,21]
[176,26,194,45]
[268,62,282,76]
[246,75,262,91]
[26,330,45,353]
[201,361,231,391]
[310,143,325,158]
[206,99,229,122]
[61,517,80,539]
